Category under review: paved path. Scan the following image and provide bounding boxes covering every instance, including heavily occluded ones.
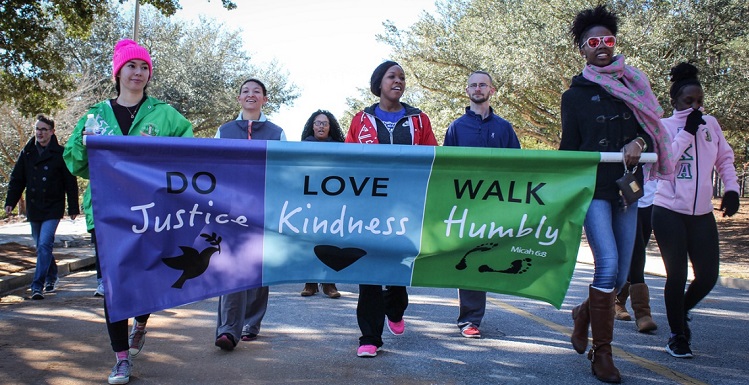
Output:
[2,219,749,384]
[2,268,749,384]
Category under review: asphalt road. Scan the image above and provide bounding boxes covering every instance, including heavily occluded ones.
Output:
[1,263,748,385]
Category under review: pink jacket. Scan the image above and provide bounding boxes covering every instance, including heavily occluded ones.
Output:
[654,108,739,215]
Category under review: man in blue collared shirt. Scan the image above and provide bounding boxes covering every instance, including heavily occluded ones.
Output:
[443,71,521,338]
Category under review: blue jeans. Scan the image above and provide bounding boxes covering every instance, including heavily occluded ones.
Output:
[583,199,636,291]
[30,219,61,292]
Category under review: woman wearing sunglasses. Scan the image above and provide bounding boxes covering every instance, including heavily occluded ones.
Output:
[559,5,674,383]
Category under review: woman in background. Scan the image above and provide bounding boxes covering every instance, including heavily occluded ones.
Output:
[299,109,345,298]
[653,62,740,359]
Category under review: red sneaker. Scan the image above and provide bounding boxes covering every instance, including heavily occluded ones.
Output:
[460,325,481,338]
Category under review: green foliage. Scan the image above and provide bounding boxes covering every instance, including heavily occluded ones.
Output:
[0,0,295,201]
[367,0,748,156]
[137,10,299,136]
[0,0,236,117]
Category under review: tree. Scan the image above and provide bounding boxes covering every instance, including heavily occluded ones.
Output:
[134,10,299,136]
[372,0,749,153]
[0,0,237,117]
[1,1,297,204]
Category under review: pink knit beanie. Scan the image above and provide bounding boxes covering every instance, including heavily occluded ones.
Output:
[112,39,153,79]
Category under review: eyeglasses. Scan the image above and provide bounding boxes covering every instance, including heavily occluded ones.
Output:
[583,35,616,49]
[313,121,329,127]
[468,83,490,90]
[34,126,51,132]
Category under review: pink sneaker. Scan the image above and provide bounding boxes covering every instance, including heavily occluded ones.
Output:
[357,345,379,357]
[387,318,405,335]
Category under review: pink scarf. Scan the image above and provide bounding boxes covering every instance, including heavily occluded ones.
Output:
[583,55,675,178]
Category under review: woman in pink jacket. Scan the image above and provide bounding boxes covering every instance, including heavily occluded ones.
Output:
[652,62,740,359]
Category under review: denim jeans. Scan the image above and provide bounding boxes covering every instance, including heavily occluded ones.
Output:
[30,219,61,292]
[583,199,637,291]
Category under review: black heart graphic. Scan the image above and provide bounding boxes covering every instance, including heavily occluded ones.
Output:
[313,245,367,272]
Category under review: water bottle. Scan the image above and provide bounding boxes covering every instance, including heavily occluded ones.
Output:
[84,114,101,135]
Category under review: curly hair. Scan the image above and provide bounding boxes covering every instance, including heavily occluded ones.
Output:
[570,5,619,48]
[669,62,701,101]
[300,110,345,142]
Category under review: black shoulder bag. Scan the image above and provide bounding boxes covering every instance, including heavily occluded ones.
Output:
[615,149,644,208]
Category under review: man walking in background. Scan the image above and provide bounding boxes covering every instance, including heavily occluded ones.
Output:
[443,71,521,338]
[5,114,79,300]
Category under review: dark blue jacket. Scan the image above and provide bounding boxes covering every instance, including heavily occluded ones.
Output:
[444,107,520,149]
[5,135,80,221]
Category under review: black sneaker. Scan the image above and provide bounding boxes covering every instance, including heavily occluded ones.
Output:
[666,334,693,358]
[31,291,44,300]
[45,278,59,293]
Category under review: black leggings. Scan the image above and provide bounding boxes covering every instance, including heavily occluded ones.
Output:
[92,230,150,352]
[356,285,408,347]
[629,205,653,284]
[652,206,719,335]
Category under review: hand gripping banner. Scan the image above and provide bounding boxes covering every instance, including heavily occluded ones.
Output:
[87,136,598,321]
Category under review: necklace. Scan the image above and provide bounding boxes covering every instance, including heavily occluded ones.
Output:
[123,104,139,119]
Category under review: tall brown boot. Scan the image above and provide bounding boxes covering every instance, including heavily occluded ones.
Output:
[300,283,318,296]
[629,283,657,333]
[614,282,631,321]
[587,286,621,383]
[571,297,590,354]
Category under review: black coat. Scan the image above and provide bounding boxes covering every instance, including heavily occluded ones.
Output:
[560,75,652,201]
[5,135,80,221]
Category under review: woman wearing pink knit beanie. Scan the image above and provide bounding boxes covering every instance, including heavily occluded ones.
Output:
[63,38,193,385]
[112,39,153,80]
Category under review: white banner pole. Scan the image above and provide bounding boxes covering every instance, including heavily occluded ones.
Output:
[599,152,657,163]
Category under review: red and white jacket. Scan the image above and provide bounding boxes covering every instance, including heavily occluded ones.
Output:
[345,103,437,146]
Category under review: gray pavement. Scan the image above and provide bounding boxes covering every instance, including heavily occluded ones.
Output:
[2,220,749,384]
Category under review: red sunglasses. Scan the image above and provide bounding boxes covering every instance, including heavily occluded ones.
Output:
[583,35,616,49]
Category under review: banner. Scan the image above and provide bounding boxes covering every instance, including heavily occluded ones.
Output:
[87,137,598,321]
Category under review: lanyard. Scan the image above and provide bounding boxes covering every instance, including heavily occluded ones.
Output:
[247,121,252,140]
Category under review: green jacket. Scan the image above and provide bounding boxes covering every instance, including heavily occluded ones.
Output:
[63,96,194,230]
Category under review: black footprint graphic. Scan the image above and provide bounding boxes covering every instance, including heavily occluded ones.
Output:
[478,258,532,274]
[455,242,499,270]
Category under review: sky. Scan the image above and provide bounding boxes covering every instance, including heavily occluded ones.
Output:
[172,0,438,141]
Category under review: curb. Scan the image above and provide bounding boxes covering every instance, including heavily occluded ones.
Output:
[577,260,749,291]
[0,250,96,296]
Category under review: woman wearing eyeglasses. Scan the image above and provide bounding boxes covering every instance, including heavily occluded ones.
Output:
[559,5,674,383]
[299,109,345,298]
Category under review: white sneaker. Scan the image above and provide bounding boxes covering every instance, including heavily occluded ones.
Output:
[108,356,132,384]
[94,280,105,297]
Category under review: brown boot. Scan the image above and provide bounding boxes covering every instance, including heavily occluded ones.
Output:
[321,283,341,298]
[300,283,318,296]
[614,282,631,321]
[587,286,621,383]
[571,298,590,354]
[629,283,657,333]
